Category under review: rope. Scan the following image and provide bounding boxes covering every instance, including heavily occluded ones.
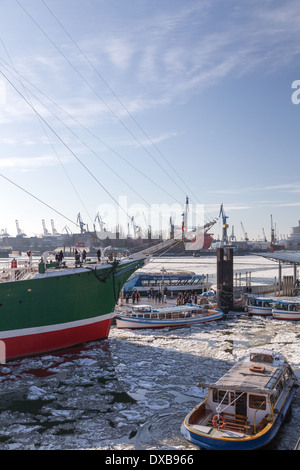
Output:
[84,260,120,284]
[216,391,245,415]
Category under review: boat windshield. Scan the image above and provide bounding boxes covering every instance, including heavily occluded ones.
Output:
[132,305,152,313]
[250,352,273,364]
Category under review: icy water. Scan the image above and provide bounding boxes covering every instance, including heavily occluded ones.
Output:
[0,256,299,451]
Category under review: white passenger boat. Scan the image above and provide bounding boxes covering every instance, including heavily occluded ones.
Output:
[114,303,224,329]
[246,296,273,316]
[181,348,298,450]
[272,300,300,320]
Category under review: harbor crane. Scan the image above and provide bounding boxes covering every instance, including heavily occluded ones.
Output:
[15,220,26,238]
[77,213,86,233]
[240,221,249,242]
[229,225,236,242]
[182,196,189,233]
[219,204,229,245]
[1,228,10,237]
[51,219,58,236]
[62,226,72,235]
[169,216,174,239]
[94,212,105,232]
[262,228,267,242]
[270,214,276,246]
[143,212,151,239]
[130,216,140,238]
[42,219,51,236]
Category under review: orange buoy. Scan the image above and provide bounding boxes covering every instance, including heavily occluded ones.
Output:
[249,365,265,373]
[212,414,226,429]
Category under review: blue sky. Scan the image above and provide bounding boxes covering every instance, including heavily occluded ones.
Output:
[0,0,299,241]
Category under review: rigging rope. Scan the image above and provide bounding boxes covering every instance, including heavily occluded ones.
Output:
[0,173,79,228]
[0,56,184,228]
[15,0,215,225]
[0,40,94,228]
[0,67,134,225]
[40,0,210,215]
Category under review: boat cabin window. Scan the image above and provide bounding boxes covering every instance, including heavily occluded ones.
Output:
[278,367,293,390]
[276,378,284,394]
[249,395,266,410]
[212,389,230,405]
[250,352,273,364]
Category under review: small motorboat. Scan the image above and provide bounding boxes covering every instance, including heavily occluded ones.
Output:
[114,303,224,329]
[272,300,300,320]
[246,296,273,316]
[181,348,298,450]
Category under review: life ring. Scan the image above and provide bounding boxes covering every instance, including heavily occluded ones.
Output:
[250,365,265,373]
[212,414,226,429]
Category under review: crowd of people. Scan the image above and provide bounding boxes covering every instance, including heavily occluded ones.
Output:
[124,288,200,306]
[175,292,199,305]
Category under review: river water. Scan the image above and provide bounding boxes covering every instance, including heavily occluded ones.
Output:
[0,256,299,451]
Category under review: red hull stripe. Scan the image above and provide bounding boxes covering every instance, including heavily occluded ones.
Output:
[0,313,113,339]
[0,313,113,360]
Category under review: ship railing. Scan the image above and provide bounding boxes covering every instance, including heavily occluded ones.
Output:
[0,254,123,282]
[0,260,38,282]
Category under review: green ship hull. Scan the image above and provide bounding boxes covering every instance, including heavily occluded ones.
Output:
[0,257,144,361]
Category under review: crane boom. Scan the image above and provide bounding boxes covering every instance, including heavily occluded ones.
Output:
[240,221,249,242]
[219,204,229,245]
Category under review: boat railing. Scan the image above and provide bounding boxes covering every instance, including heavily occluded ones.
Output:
[252,396,269,433]
[254,413,272,434]
[214,412,251,434]
[0,254,118,282]
[0,262,38,282]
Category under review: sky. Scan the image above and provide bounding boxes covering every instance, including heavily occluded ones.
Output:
[0,0,299,242]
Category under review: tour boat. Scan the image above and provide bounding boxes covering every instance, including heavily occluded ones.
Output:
[272,300,300,320]
[123,271,211,296]
[246,296,273,316]
[114,303,224,329]
[181,348,298,450]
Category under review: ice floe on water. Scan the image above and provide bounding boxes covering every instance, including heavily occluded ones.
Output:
[1,313,299,450]
[0,256,299,450]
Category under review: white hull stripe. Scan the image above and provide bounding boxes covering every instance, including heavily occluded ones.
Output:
[0,312,113,339]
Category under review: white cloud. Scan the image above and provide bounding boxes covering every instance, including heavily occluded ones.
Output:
[0,154,65,170]
[272,202,300,207]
